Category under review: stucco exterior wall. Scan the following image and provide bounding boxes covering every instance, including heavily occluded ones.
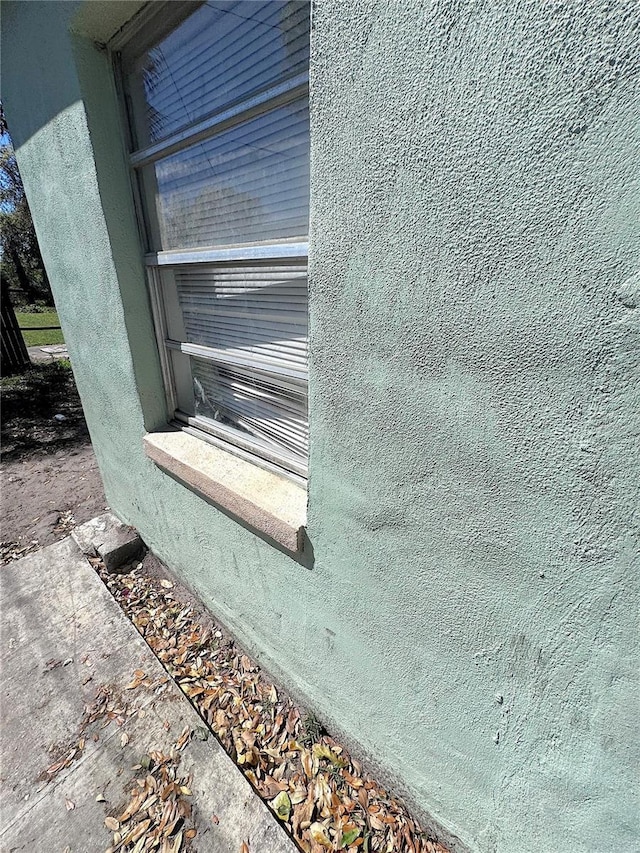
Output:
[3,2,639,851]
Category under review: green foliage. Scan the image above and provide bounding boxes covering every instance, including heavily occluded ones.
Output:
[341,827,360,847]
[0,102,53,306]
[9,301,50,313]
[300,712,323,747]
[0,359,71,399]
[20,329,65,347]
[15,310,60,328]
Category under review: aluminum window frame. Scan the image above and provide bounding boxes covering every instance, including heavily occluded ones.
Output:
[111,1,310,485]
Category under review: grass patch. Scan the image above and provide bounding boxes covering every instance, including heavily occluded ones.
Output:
[15,310,64,346]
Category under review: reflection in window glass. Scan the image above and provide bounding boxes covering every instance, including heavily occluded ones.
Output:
[130,1,310,147]
[148,99,309,250]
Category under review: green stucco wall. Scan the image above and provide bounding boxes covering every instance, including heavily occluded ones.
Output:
[3,2,639,851]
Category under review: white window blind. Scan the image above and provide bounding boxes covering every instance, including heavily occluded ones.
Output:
[147,99,310,250]
[117,1,310,482]
[127,1,310,149]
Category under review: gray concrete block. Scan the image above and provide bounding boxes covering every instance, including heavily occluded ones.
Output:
[71,511,143,572]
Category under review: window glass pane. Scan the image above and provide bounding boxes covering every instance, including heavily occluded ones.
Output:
[191,356,308,464]
[129,0,310,149]
[172,259,308,465]
[174,260,307,374]
[122,1,310,478]
[145,99,309,250]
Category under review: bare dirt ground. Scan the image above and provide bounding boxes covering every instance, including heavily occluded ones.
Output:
[1,361,107,562]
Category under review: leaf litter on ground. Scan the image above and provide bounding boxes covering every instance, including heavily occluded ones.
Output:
[102,737,196,853]
[56,681,199,853]
[1,538,40,565]
[91,557,450,853]
[41,676,167,783]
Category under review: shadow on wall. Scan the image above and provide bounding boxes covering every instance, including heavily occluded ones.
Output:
[1,1,144,150]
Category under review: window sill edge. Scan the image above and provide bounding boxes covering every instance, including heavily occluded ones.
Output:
[143,429,306,555]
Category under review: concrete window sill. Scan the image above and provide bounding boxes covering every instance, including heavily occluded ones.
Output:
[143,430,307,554]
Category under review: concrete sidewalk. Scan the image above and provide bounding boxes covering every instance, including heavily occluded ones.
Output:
[0,532,295,853]
[27,343,69,363]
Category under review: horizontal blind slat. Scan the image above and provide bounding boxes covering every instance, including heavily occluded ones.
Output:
[181,325,308,357]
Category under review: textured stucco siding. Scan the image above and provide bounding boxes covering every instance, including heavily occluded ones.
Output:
[2,2,639,851]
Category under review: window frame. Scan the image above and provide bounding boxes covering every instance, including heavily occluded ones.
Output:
[110,0,310,485]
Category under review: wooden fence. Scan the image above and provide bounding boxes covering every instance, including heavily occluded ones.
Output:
[1,294,31,375]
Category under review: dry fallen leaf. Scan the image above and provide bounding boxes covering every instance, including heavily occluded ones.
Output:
[64,797,75,811]
[271,790,292,821]
[343,771,364,789]
[312,743,346,767]
[309,821,332,849]
[302,750,314,779]
[104,816,119,831]
[240,842,250,853]
[120,732,129,747]
[368,812,386,831]
[176,726,191,750]
[91,552,452,853]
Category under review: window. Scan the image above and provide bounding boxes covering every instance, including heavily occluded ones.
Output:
[116,1,310,483]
